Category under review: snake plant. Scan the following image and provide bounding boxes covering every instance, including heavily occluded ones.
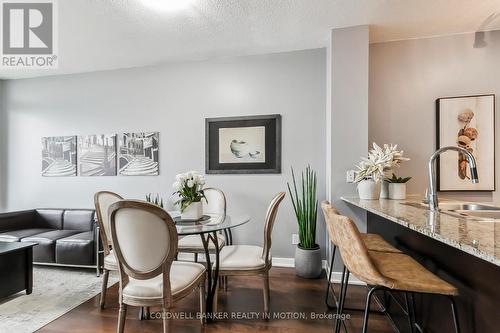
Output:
[287,165,318,249]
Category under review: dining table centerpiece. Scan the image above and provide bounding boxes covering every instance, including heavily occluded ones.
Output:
[173,171,207,220]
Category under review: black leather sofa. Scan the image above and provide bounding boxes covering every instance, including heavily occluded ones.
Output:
[0,209,100,274]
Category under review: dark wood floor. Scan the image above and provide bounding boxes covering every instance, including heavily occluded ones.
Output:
[37,268,393,333]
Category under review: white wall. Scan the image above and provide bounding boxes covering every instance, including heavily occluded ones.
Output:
[326,26,369,270]
[2,49,327,258]
[370,30,500,203]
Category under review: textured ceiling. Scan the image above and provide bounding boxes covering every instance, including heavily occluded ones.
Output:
[1,0,499,79]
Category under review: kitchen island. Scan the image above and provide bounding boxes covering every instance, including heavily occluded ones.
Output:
[342,197,499,333]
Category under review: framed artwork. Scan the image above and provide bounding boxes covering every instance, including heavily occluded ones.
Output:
[206,114,281,174]
[77,134,117,176]
[436,94,495,191]
[41,136,77,177]
[118,132,159,176]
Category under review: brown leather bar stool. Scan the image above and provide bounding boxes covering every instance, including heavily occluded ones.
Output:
[325,208,460,333]
[321,201,402,310]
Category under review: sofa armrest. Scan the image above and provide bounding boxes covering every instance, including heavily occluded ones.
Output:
[0,210,37,232]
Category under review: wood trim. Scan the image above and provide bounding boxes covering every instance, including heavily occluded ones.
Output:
[94,191,123,257]
[262,192,286,265]
[436,93,496,192]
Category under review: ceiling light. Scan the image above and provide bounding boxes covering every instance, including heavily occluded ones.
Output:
[140,0,195,12]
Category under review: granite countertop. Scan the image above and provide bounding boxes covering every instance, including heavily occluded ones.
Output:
[342,197,500,267]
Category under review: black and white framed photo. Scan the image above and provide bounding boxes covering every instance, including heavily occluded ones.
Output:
[118,132,159,176]
[206,114,281,174]
[41,136,77,177]
[436,94,495,191]
[78,134,117,176]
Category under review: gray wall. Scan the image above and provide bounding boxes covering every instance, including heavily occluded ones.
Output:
[326,25,369,271]
[2,49,327,258]
[0,80,5,211]
[370,30,500,203]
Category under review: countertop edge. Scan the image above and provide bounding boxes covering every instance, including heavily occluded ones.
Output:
[341,197,500,267]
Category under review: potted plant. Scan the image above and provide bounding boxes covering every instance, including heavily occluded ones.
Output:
[385,173,412,200]
[354,143,409,200]
[287,165,322,279]
[145,193,164,208]
[173,171,207,220]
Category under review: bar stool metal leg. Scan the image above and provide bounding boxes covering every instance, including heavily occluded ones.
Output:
[361,286,379,333]
[335,268,350,333]
[404,292,415,333]
[448,296,461,333]
[325,245,338,309]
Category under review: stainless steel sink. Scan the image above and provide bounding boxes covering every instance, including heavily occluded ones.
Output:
[401,202,500,211]
[401,201,500,220]
[452,210,500,219]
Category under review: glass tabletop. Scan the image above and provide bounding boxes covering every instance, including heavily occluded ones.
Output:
[168,211,250,235]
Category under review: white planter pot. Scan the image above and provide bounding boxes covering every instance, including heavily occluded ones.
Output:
[181,201,203,220]
[380,181,389,199]
[357,179,380,200]
[388,183,407,200]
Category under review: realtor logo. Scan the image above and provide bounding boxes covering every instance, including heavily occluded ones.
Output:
[1,0,58,68]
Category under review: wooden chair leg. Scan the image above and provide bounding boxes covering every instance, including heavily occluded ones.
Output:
[117,303,127,333]
[100,269,109,309]
[263,272,270,314]
[199,281,206,325]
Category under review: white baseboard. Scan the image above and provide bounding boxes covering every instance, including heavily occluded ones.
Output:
[271,257,295,267]
[326,271,364,285]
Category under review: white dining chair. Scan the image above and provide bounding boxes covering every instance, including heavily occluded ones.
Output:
[109,200,206,333]
[214,192,285,314]
[177,187,227,261]
[94,190,123,309]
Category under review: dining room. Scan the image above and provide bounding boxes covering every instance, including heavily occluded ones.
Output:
[1,1,500,333]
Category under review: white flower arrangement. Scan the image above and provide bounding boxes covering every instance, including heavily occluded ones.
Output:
[172,171,207,212]
[354,143,409,183]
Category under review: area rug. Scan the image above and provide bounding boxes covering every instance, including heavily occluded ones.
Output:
[0,266,118,333]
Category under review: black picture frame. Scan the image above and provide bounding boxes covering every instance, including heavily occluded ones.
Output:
[436,94,496,192]
[205,114,281,174]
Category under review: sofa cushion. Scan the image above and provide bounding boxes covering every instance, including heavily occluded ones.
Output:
[0,210,37,232]
[35,209,64,229]
[63,210,95,231]
[56,231,94,265]
[0,228,55,242]
[21,230,81,263]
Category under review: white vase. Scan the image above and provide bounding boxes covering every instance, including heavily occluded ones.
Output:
[388,183,407,200]
[181,201,203,220]
[357,179,380,200]
[380,181,389,199]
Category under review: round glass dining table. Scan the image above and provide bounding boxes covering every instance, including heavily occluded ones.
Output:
[171,212,250,319]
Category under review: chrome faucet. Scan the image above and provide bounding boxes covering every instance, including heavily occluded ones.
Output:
[428,146,479,211]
